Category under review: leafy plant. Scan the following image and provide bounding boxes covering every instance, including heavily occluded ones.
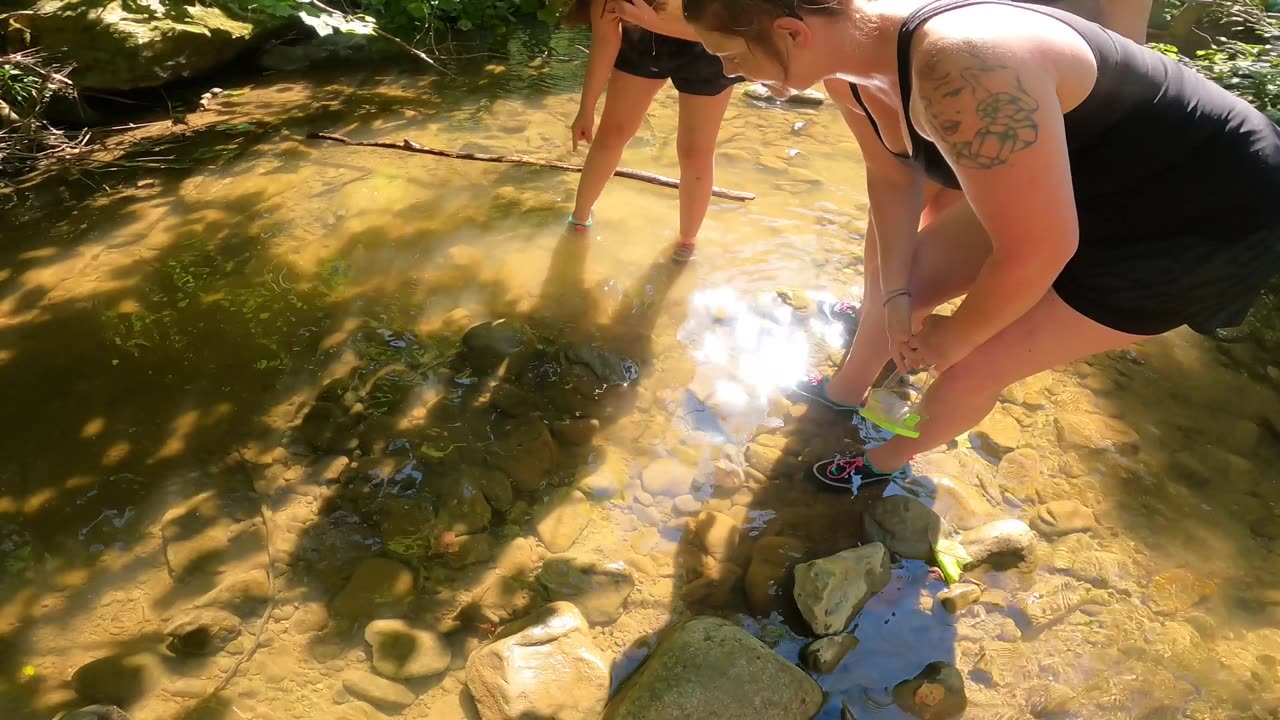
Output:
[1152,0,1280,112]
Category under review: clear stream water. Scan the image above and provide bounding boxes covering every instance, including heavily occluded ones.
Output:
[1,29,1278,720]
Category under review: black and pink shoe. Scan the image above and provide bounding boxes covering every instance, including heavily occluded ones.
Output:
[819,299,860,327]
[812,452,897,492]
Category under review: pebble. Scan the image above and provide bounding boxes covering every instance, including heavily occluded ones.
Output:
[1031,500,1098,537]
[673,495,702,515]
[937,583,983,614]
[341,670,416,710]
[634,491,654,507]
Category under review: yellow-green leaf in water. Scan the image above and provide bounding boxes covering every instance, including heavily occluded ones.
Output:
[934,538,971,586]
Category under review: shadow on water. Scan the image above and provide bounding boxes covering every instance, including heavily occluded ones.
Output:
[0,49,686,716]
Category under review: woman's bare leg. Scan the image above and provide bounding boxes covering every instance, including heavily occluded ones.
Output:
[866,290,1146,469]
[824,200,992,405]
[571,71,665,225]
[674,86,734,255]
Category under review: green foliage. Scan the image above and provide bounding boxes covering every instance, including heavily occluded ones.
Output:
[0,64,45,111]
[1152,0,1280,112]
[217,0,560,36]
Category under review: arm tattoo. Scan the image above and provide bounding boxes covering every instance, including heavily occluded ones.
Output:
[918,51,1040,170]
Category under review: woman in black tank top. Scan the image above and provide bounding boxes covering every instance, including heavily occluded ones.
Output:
[564,0,741,260]
[684,0,1280,489]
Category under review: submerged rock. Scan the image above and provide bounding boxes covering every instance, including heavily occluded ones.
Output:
[960,519,1037,570]
[691,510,739,561]
[936,583,983,614]
[364,619,451,679]
[803,634,859,674]
[1031,500,1097,537]
[60,707,130,720]
[329,558,415,620]
[72,653,162,707]
[534,488,593,553]
[892,661,967,719]
[913,473,997,531]
[341,670,417,710]
[603,617,823,719]
[467,602,609,720]
[970,406,1022,458]
[489,416,557,493]
[641,458,696,497]
[865,495,943,561]
[794,543,891,636]
[537,555,635,625]
[461,319,535,371]
[995,448,1044,505]
[163,607,241,656]
[1055,412,1138,451]
[745,536,808,617]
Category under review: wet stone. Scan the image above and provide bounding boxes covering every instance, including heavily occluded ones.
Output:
[641,458,696,497]
[794,543,891,636]
[474,468,514,512]
[864,495,943,561]
[537,555,636,625]
[341,670,417,710]
[745,536,807,617]
[803,634,859,674]
[72,653,163,708]
[329,558,415,620]
[552,417,600,445]
[1031,500,1097,537]
[61,707,131,720]
[692,511,739,561]
[534,488,592,553]
[937,583,982,614]
[578,455,628,500]
[892,661,967,720]
[673,494,702,515]
[995,448,1043,505]
[1149,569,1216,615]
[364,619,451,679]
[970,406,1022,459]
[163,607,241,656]
[467,602,609,720]
[1055,412,1138,451]
[960,519,1036,570]
[602,616,822,719]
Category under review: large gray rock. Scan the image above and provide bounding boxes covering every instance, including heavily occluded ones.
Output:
[466,602,609,720]
[16,1,283,91]
[603,617,823,719]
[794,543,891,636]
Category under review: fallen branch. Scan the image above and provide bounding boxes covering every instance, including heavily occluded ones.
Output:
[306,132,756,202]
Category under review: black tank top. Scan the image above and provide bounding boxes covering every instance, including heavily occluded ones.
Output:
[854,0,1280,238]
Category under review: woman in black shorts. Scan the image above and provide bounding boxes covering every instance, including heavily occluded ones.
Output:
[683,0,1280,489]
[564,0,740,260]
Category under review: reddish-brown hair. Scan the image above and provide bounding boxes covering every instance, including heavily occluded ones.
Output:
[563,0,665,27]
[682,0,843,60]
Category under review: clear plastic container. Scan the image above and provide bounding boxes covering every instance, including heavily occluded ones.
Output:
[860,369,934,438]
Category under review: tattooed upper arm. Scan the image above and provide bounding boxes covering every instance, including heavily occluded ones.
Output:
[915,46,1042,170]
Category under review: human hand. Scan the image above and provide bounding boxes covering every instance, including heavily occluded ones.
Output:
[900,313,968,372]
[571,109,594,151]
[611,0,660,30]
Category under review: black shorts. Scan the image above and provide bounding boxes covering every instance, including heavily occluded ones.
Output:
[1054,222,1280,336]
[614,27,740,97]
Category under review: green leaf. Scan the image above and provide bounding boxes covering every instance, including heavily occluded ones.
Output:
[933,538,971,586]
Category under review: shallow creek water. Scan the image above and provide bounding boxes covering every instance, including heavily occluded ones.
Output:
[1,35,1279,720]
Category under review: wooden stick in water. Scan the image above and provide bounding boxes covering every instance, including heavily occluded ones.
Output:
[305,132,756,202]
